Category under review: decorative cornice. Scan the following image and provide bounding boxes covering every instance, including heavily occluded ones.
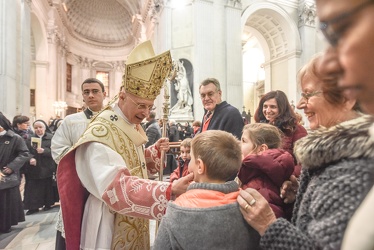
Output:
[298,3,316,27]
[25,0,32,8]
[149,0,164,23]
[72,54,125,72]
[227,0,241,8]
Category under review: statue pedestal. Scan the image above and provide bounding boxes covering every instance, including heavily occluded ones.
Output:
[169,109,194,123]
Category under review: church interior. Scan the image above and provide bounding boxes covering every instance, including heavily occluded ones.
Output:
[1,0,325,127]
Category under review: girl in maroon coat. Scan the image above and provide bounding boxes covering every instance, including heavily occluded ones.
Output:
[238,123,294,219]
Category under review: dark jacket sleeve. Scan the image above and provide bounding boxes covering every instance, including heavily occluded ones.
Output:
[220,111,244,139]
[7,135,30,171]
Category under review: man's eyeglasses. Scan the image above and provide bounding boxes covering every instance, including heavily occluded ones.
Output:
[300,91,322,103]
[319,0,374,46]
[83,89,102,96]
[127,95,156,111]
[200,91,217,99]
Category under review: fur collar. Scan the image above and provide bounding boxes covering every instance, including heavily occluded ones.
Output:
[295,115,374,171]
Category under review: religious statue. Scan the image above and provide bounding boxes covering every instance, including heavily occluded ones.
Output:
[169,60,193,115]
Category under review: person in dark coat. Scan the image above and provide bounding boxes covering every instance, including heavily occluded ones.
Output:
[144,111,161,148]
[0,112,29,233]
[23,119,57,215]
[182,122,193,138]
[198,78,244,139]
[168,120,179,143]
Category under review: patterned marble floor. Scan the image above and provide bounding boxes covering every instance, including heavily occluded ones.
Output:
[0,175,166,250]
[0,205,158,250]
[0,205,59,250]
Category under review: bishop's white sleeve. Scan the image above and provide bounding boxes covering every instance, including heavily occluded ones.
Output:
[76,142,125,199]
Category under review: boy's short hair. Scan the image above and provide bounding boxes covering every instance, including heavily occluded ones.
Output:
[192,120,201,127]
[191,130,241,181]
[242,123,282,149]
[180,138,192,148]
[81,78,105,92]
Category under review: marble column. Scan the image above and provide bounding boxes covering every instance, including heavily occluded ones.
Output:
[0,0,31,117]
[193,0,243,120]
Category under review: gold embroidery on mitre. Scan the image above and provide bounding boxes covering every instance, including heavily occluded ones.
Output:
[122,40,172,100]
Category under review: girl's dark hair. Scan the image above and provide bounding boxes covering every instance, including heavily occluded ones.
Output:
[254,90,297,135]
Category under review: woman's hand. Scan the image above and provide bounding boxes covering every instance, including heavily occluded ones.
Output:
[280,175,299,204]
[237,188,277,236]
[36,147,44,154]
[155,137,170,152]
[30,158,37,166]
[1,167,14,175]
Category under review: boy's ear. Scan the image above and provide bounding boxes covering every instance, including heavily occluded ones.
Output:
[197,158,206,175]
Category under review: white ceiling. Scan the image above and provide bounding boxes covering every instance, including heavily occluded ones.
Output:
[61,0,146,47]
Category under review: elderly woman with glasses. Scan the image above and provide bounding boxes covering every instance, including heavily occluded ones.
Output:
[236,54,374,249]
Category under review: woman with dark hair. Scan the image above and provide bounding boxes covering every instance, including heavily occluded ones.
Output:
[23,119,57,215]
[0,112,29,233]
[12,115,33,140]
[254,90,307,169]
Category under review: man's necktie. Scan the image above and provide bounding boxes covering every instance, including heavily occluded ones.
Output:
[204,111,212,122]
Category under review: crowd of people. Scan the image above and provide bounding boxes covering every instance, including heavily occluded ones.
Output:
[2,2,374,248]
[0,113,60,233]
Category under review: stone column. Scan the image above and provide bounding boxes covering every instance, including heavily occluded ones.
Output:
[34,60,49,119]
[20,0,32,116]
[0,0,17,116]
[45,15,59,119]
[193,0,242,119]
[225,0,243,110]
[0,0,31,117]
[298,2,318,67]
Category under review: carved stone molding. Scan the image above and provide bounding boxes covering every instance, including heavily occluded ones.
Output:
[227,0,242,8]
[298,3,316,27]
[25,0,32,8]
[72,55,125,72]
[149,0,164,23]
